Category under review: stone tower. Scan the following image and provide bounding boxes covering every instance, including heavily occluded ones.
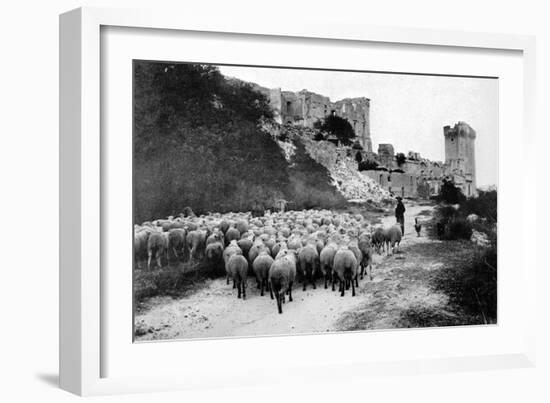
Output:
[444,122,477,197]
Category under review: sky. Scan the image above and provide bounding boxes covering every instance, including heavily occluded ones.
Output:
[219,65,498,188]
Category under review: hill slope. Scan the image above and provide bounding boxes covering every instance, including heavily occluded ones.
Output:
[133,62,346,222]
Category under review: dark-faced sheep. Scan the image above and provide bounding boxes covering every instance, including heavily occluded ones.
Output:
[147,231,168,270]
[252,251,274,296]
[206,230,224,246]
[268,250,297,314]
[227,254,249,299]
[332,249,358,297]
[298,244,319,291]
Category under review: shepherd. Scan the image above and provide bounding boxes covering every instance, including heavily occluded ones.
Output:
[395,197,405,235]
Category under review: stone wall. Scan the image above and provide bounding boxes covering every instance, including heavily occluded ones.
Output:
[269,88,372,152]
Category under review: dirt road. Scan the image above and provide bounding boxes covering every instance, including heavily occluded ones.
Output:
[135,202,466,341]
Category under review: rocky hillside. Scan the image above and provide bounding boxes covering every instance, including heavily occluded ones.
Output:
[271,125,390,203]
[133,62,347,221]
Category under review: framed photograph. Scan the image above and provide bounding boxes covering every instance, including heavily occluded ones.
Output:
[60,7,537,396]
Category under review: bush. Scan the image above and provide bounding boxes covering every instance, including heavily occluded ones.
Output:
[460,189,497,223]
[437,179,466,204]
[429,205,472,240]
[313,115,356,145]
[396,152,406,166]
[358,159,379,171]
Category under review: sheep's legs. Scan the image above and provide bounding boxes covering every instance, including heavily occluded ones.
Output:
[237,281,242,299]
[156,253,162,269]
[242,281,246,300]
[147,252,152,270]
[351,277,356,297]
[340,279,345,297]
[288,282,293,302]
[269,281,274,300]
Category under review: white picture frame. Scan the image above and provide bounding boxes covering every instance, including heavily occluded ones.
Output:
[59,6,537,396]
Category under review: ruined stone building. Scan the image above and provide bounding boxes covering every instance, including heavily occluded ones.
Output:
[362,122,477,198]
[268,88,372,152]
[240,76,477,199]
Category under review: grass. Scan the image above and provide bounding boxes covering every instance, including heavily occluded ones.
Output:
[430,245,497,324]
[134,258,225,308]
[395,305,468,328]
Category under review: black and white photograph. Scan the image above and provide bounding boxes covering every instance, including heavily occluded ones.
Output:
[132,61,498,341]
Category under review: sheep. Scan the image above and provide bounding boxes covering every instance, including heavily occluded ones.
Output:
[386,225,403,255]
[223,240,243,286]
[272,241,287,259]
[298,243,319,291]
[134,230,150,269]
[248,240,269,265]
[186,229,208,261]
[168,228,187,260]
[237,238,254,263]
[268,250,297,314]
[371,227,387,254]
[205,241,224,270]
[225,226,240,246]
[332,248,358,297]
[319,242,337,289]
[206,230,224,246]
[147,231,168,270]
[252,251,274,296]
[347,241,363,287]
[218,220,230,235]
[357,234,373,280]
[235,219,249,235]
[227,254,249,299]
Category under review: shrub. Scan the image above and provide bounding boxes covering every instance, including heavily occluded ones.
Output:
[460,189,497,223]
[396,152,406,166]
[429,205,472,240]
[355,151,363,164]
[352,141,363,150]
[358,159,379,171]
[313,115,356,145]
[437,179,466,204]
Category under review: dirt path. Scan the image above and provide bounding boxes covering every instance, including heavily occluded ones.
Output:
[135,202,464,341]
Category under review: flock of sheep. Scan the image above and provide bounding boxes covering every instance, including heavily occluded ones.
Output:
[134,208,403,314]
